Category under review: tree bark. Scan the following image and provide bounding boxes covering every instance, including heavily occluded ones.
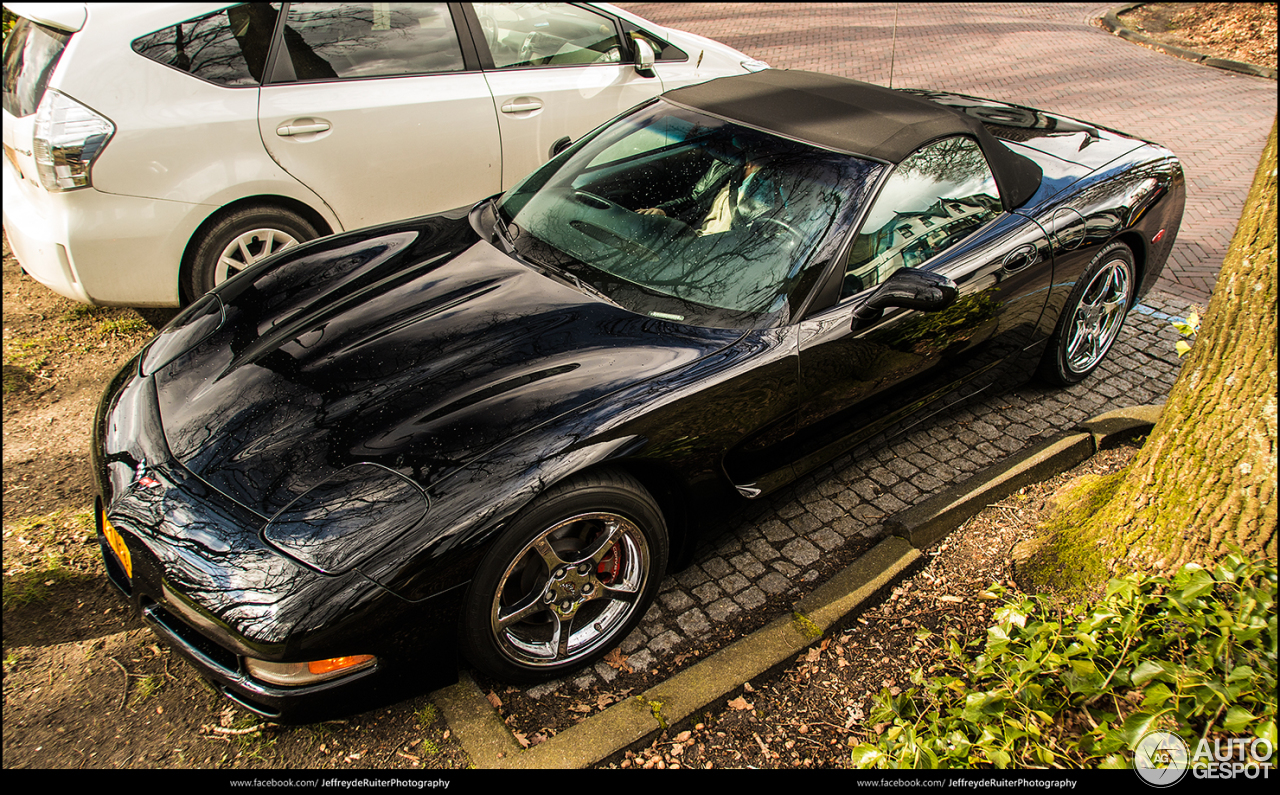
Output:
[1020,120,1277,595]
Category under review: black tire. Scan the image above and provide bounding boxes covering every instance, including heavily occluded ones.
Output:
[1037,241,1136,386]
[460,470,668,683]
[184,206,319,301]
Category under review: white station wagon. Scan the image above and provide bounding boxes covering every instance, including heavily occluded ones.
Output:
[2,2,766,306]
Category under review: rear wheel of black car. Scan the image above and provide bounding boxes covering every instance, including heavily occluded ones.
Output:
[184,206,319,301]
[461,470,668,682]
[1038,241,1136,386]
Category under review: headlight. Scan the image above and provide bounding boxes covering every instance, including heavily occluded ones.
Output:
[263,464,428,575]
[33,90,115,192]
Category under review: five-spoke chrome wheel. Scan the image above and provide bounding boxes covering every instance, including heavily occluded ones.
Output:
[491,511,650,667]
[1064,256,1131,374]
[462,471,668,682]
[1039,241,1136,385]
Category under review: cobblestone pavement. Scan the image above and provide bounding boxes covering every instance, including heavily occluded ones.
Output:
[491,4,1262,702]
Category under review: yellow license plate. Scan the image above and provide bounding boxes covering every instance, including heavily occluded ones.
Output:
[101,509,133,580]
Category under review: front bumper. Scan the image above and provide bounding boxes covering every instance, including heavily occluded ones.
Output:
[92,358,464,722]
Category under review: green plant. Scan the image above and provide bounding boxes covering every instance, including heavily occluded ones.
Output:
[850,555,1277,769]
[2,558,82,609]
[2,339,50,394]
[134,674,163,702]
[416,702,439,728]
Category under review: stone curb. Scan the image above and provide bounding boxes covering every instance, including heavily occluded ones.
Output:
[432,404,1163,768]
[1099,3,1277,80]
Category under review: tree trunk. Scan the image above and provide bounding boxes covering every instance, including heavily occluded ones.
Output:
[1020,120,1277,595]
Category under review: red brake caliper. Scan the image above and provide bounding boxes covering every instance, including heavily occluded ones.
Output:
[596,537,622,584]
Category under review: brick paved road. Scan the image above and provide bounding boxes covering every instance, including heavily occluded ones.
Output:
[492,4,1269,703]
[624,2,1277,303]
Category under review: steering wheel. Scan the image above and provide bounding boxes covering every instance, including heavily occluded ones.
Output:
[571,190,624,213]
[751,217,804,250]
[519,31,539,65]
[480,18,498,50]
[593,46,622,64]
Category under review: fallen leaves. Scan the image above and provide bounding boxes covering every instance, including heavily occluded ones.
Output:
[727,695,753,711]
[603,648,632,673]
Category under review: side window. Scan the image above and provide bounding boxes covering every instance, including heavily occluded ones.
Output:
[474,3,624,69]
[132,4,281,87]
[278,3,465,81]
[842,136,1001,297]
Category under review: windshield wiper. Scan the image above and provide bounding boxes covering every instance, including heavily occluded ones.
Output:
[550,266,623,308]
[493,211,622,308]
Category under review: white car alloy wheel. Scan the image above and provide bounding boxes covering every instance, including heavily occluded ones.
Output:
[214,228,302,285]
[186,206,320,300]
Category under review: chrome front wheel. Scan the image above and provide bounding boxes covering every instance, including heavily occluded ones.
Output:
[491,511,651,668]
[462,471,668,682]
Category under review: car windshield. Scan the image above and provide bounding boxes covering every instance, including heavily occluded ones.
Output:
[496,101,883,328]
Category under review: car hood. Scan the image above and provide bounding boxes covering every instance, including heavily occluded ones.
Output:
[150,215,739,520]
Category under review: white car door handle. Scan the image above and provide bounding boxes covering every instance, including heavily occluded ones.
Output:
[276,121,331,136]
[501,100,543,114]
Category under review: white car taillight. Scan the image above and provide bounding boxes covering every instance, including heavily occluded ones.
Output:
[32,90,114,192]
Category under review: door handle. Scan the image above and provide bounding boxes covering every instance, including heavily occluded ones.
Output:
[1001,244,1039,274]
[501,99,543,114]
[276,121,331,137]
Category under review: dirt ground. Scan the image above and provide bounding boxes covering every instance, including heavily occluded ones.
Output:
[1117,2,1277,68]
[3,3,1269,770]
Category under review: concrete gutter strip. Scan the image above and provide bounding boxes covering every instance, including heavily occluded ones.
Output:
[433,405,1163,769]
[1100,3,1276,80]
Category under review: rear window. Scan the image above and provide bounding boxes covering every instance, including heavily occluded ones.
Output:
[2,17,72,117]
[131,4,281,87]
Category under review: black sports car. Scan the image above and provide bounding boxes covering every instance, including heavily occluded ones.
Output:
[93,70,1184,722]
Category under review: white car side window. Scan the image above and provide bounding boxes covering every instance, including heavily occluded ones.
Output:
[475,3,623,69]
[281,2,466,81]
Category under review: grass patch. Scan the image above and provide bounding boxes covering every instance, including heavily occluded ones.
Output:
[60,304,152,340]
[2,338,50,394]
[133,674,164,703]
[2,560,89,610]
[93,315,151,338]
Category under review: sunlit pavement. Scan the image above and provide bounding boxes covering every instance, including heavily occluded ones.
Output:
[476,2,1269,708]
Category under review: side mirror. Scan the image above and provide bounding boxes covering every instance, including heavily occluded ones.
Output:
[633,37,656,77]
[548,136,572,158]
[852,268,958,329]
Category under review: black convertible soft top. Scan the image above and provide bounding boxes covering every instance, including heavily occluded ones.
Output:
[663,69,1043,211]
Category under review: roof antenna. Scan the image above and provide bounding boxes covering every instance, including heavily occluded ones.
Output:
[888,3,899,89]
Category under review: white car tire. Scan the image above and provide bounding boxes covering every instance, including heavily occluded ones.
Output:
[185,206,320,300]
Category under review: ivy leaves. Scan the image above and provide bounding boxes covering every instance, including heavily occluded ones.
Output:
[850,555,1277,768]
